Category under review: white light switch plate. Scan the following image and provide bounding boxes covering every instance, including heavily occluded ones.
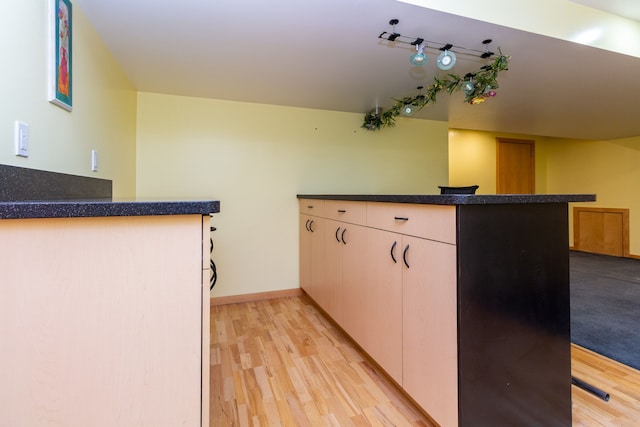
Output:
[15,121,29,157]
[91,149,98,171]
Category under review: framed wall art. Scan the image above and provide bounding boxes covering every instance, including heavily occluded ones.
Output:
[48,0,72,111]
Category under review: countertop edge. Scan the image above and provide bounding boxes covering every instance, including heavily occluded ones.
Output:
[0,199,220,220]
[297,194,596,205]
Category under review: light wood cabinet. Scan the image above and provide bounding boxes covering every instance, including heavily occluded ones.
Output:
[365,204,458,420]
[299,208,326,305]
[299,198,326,301]
[323,201,367,327]
[402,235,457,427]
[300,199,458,414]
[301,199,367,330]
[299,195,582,427]
[0,214,210,427]
[339,223,368,342]
[364,228,404,383]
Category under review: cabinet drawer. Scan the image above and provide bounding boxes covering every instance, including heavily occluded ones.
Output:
[299,198,325,216]
[324,200,366,225]
[367,202,456,244]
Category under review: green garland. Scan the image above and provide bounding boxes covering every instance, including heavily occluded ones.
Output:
[362,52,510,131]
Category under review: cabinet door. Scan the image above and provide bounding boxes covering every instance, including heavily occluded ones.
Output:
[365,228,403,384]
[0,216,204,426]
[402,236,458,427]
[300,214,312,290]
[300,214,325,302]
[309,217,325,302]
[340,223,367,339]
[322,219,343,318]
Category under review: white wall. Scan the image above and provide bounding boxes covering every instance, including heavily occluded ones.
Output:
[1,2,137,196]
[136,93,450,298]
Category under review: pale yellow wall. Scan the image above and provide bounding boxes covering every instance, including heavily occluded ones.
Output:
[1,2,137,197]
[448,129,550,194]
[136,93,450,297]
[449,128,640,255]
[543,136,640,255]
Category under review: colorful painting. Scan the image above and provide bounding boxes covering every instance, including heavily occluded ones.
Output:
[49,0,72,111]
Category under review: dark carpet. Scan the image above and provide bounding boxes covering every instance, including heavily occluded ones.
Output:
[570,250,640,371]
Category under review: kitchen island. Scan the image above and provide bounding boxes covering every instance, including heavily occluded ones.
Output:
[298,193,595,427]
[0,198,218,427]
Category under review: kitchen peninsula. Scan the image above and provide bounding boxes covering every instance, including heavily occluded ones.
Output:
[298,193,595,427]
[0,192,218,426]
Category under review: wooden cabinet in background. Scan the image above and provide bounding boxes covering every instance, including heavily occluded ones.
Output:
[573,207,629,257]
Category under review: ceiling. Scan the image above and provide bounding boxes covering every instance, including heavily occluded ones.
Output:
[571,0,640,21]
[75,0,640,140]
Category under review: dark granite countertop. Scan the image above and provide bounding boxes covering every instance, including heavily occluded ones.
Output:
[0,199,220,220]
[297,194,596,205]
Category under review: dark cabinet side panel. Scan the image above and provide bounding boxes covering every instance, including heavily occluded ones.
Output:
[457,203,571,427]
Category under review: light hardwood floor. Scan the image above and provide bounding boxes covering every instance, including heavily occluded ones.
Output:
[210,295,640,426]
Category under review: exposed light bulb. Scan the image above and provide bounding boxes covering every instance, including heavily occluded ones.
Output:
[462,81,475,96]
[436,50,456,70]
[410,43,427,66]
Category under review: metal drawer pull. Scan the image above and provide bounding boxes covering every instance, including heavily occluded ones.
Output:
[403,244,410,268]
[338,209,346,213]
[390,241,397,263]
[394,216,409,221]
[307,205,313,209]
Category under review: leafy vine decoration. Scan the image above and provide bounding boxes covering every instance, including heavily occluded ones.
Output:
[362,52,510,131]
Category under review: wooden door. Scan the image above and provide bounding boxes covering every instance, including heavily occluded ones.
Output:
[573,207,629,257]
[403,236,458,427]
[496,138,535,194]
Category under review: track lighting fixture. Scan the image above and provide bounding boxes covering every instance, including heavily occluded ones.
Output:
[403,86,424,116]
[364,19,511,131]
[437,48,456,70]
[461,74,476,96]
[379,19,495,70]
[410,42,428,66]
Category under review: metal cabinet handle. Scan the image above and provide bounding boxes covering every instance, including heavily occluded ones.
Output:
[335,227,341,242]
[305,219,310,231]
[309,220,315,232]
[403,244,410,268]
[390,241,397,263]
[394,217,409,221]
[338,209,346,213]
[341,228,347,244]
[307,205,314,209]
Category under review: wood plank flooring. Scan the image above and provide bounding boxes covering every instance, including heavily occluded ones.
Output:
[210,295,640,426]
